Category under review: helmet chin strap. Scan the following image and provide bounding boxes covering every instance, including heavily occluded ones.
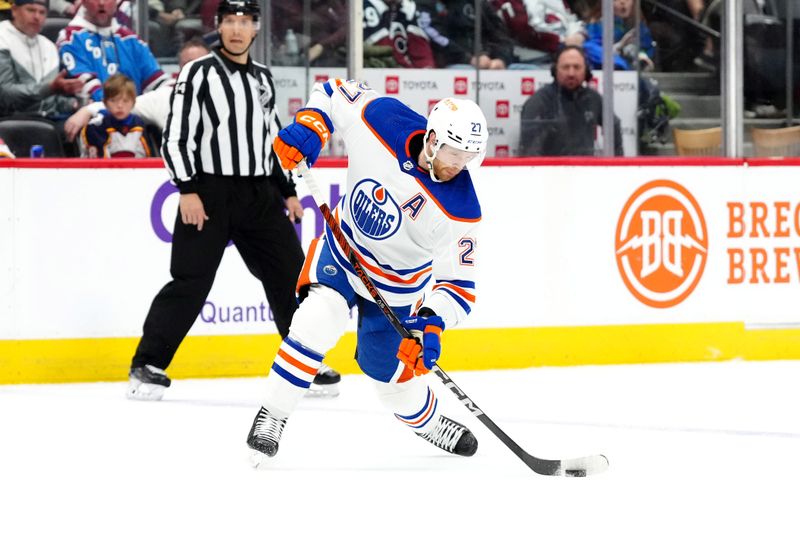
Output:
[423,131,443,183]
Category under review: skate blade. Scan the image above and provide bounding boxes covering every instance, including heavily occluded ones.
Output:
[305,383,340,398]
[249,450,272,470]
[126,381,166,401]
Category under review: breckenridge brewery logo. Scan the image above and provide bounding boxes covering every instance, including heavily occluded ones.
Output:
[615,180,708,308]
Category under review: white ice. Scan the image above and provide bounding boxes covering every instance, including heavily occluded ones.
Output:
[2,360,800,533]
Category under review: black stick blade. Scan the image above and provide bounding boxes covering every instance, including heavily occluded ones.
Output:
[526,453,609,477]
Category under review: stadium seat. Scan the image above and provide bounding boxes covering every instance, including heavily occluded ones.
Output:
[751,126,800,157]
[672,127,722,156]
[41,17,71,43]
[0,117,65,157]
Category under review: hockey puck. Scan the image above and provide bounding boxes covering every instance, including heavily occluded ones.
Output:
[565,469,587,477]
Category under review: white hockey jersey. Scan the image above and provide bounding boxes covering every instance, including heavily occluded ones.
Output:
[306,79,480,330]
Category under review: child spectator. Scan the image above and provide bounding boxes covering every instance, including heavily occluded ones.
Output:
[79,73,151,158]
[584,0,656,71]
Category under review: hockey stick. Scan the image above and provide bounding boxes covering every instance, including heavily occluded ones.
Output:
[296,161,608,477]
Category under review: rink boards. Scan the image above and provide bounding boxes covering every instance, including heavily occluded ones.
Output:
[1,158,799,384]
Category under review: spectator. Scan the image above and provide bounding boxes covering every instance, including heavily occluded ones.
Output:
[49,0,77,18]
[64,37,210,140]
[57,0,172,102]
[269,0,348,66]
[417,0,514,69]
[644,0,708,71]
[490,0,586,64]
[0,0,83,119]
[147,0,205,57]
[518,45,623,156]
[79,73,151,157]
[584,0,656,71]
[363,0,435,68]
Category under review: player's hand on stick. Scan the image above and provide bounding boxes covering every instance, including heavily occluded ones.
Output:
[396,315,445,376]
[179,192,209,231]
[273,107,333,170]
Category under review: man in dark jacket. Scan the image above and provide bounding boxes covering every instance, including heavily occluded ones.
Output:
[519,45,623,156]
[417,0,514,69]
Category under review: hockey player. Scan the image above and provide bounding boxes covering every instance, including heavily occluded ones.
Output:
[246,79,488,464]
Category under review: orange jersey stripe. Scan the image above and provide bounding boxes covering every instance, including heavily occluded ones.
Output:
[405,392,437,425]
[277,348,317,376]
[333,209,432,285]
[433,282,476,303]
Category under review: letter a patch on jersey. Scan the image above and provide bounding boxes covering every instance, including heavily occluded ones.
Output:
[401,193,427,220]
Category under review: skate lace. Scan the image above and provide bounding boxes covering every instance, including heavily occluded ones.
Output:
[317,363,334,376]
[422,417,464,453]
[253,408,286,442]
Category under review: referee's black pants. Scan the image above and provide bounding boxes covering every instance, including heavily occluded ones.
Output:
[131,173,305,371]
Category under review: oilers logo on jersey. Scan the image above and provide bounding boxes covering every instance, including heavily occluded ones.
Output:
[349,179,401,240]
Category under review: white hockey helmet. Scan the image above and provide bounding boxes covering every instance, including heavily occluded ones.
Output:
[424,97,488,176]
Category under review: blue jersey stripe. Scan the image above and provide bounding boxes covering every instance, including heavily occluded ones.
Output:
[437,286,472,314]
[340,218,432,276]
[438,279,476,289]
[284,336,324,362]
[271,363,312,389]
[324,227,432,294]
[396,388,434,421]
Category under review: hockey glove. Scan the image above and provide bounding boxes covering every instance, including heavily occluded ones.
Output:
[396,315,445,376]
[273,107,334,170]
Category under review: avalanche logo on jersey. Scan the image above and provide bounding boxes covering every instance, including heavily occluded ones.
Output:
[349,178,401,240]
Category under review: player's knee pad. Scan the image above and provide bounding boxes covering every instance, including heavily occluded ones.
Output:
[374,379,439,432]
[288,284,350,354]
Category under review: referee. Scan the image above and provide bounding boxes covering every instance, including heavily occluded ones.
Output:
[127,0,340,400]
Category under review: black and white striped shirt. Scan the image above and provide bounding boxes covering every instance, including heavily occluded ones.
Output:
[162,48,293,196]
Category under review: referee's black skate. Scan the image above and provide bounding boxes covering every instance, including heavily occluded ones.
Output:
[306,363,341,398]
[247,407,287,467]
[416,415,478,457]
[126,365,171,401]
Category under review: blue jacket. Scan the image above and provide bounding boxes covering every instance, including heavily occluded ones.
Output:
[57,14,171,101]
[584,17,655,70]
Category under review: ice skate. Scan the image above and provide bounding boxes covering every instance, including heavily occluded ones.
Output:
[416,415,478,457]
[306,363,341,398]
[126,365,171,401]
[247,407,287,467]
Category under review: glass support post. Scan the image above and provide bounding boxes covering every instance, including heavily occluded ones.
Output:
[722,0,744,157]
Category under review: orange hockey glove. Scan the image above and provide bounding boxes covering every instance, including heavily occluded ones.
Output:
[396,315,445,376]
[272,108,333,170]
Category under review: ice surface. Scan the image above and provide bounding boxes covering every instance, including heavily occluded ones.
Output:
[2,361,799,533]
